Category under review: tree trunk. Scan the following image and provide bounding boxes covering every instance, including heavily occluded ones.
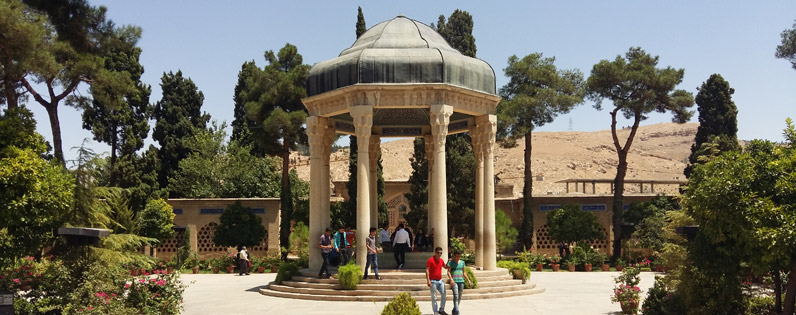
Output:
[109,134,118,186]
[522,132,534,249]
[783,261,796,315]
[279,144,293,261]
[3,78,18,109]
[45,104,65,165]
[775,269,783,314]
[609,108,642,260]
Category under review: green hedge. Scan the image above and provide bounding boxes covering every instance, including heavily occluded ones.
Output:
[464,267,478,289]
[275,261,299,285]
[381,292,421,315]
[337,262,362,290]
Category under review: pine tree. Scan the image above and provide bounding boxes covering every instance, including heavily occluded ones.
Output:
[356,6,367,38]
[152,70,210,196]
[684,74,740,178]
[231,61,265,156]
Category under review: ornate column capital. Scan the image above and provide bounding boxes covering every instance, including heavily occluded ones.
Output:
[429,105,453,151]
[476,115,497,155]
[469,124,484,164]
[350,105,373,151]
[306,116,328,158]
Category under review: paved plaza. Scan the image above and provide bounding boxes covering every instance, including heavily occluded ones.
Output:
[181,271,658,315]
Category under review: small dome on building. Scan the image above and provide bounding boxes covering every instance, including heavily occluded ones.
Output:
[307,15,496,96]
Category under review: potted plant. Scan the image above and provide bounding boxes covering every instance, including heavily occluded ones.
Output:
[615,258,626,272]
[566,256,578,272]
[497,261,531,284]
[253,256,266,273]
[596,252,610,271]
[548,255,561,272]
[265,252,281,273]
[183,253,200,274]
[224,250,237,273]
[583,249,594,272]
[165,257,177,274]
[210,258,221,274]
[653,258,664,272]
[534,254,544,272]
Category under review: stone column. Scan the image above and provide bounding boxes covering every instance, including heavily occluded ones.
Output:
[470,124,484,268]
[430,105,452,259]
[306,116,328,270]
[369,136,380,229]
[350,105,373,268]
[424,135,434,232]
[321,124,334,245]
[480,115,498,270]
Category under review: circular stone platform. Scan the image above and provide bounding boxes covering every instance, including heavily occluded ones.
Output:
[259,267,544,302]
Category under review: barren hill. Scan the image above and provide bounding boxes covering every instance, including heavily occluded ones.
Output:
[293,122,697,197]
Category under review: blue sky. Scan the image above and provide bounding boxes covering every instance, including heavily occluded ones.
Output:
[28,1,796,162]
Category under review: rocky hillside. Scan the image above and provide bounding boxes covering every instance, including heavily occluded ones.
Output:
[293,122,697,197]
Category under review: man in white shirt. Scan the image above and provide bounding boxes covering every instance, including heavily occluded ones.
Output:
[379,224,392,252]
[392,223,412,269]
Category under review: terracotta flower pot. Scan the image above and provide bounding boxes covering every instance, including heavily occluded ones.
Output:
[139,268,147,275]
[271,265,279,273]
[212,267,220,274]
[601,264,611,271]
[615,265,624,271]
[257,267,265,273]
[655,265,664,272]
[567,264,576,272]
[192,266,200,274]
[536,263,544,271]
[167,267,174,274]
[226,265,235,273]
[512,269,523,280]
[551,264,560,271]
[130,269,139,276]
[584,263,592,272]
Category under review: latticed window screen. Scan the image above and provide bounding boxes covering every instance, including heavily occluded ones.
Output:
[535,224,610,250]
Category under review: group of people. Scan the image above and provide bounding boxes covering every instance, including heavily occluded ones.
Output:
[318,223,471,315]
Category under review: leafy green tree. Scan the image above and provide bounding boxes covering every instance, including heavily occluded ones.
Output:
[213,201,266,248]
[1,0,138,164]
[495,209,518,257]
[81,29,151,186]
[0,106,49,156]
[684,74,740,178]
[405,138,429,230]
[152,70,210,196]
[356,6,366,38]
[289,221,309,259]
[241,43,309,259]
[683,120,796,314]
[231,61,265,156]
[290,169,311,225]
[0,148,74,262]
[169,121,281,198]
[546,205,605,247]
[586,47,694,259]
[496,53,585,249]
[137,199,175,246]
[776,19,796,70]
[431,9,476,57]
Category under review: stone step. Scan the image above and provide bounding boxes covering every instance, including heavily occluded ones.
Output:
[281,279,526,291]
[259,285,545,302]
[268,282,536,297]
[299,268,514,280]
[291,276,517,286]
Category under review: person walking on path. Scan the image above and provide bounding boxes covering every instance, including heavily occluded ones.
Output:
[345,225,355,261]
[334,227,350,265]
[392,223,412,269]
[379,224,392,252]
[364,227,381,280]
[318,227,333,279]
[238,246,250,276]
[426,246,448,315]
[446,250,471,315]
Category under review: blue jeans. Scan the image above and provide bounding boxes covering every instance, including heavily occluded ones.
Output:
[365,253,379,278]
[451,282,464,314]
[430,279,446,314]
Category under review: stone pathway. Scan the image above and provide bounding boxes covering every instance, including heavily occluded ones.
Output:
[181,271,658,315]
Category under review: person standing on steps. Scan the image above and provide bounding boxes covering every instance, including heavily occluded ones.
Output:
[379,223,392,252]
[318,227,333,279]
[345,225,355,262]
[392,223,412,269]
[446,250,472,315]
[364,227,381,280]
[334,226,349,265]
[426,246,448,315]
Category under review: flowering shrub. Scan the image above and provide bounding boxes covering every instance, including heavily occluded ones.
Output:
[612,267,642,314]
[641,276,686,315]
[612,284,641,314]
[124,272,185,314]
[547,255,562,264]
[223,249,238,267]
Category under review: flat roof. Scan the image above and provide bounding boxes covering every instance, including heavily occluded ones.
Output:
[555,178,687,185]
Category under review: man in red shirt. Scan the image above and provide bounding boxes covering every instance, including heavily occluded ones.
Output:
[426,246,448,315]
